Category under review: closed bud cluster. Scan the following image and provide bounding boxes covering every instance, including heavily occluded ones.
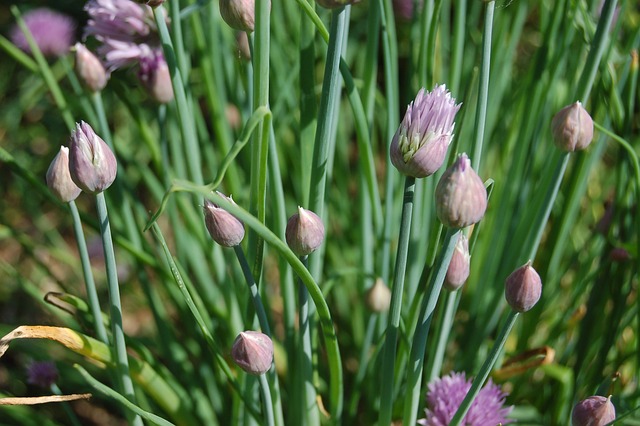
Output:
[504,261,542,313]
[572,396,615,426]
[46,146,82,202]
[365,278,391,313]
[74,43,108,92]
[551,101,594,152]
[285,207,325,257]
[203,193,245,247]
[231,331,273,375]
[435,154,487,228]
[138,51,173,103]
[68,121,117,194]
[444,233,470,291]
[220,0,270,33]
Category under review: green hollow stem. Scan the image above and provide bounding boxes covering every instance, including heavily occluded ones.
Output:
[95,192,140,426]
[449,310,520,426]
[402,228,461,426]
[68,201,108,345]
[425,290,459,382]
[233,246,271,335]
[297,255,319,425]
[378,176,416,425]
[258,374,275,426]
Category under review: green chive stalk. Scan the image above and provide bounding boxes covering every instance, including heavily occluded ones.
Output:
[298,255,319,425]
[258,374,275,426]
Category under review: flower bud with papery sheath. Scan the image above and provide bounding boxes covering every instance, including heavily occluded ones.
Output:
[138,51,173,103]
[69,121,117,194]
[365,278,391,313]
[286,207,325,256]
[444,233,470,291]
[220,0,265,32]
[390,85,461,178]
[46,146,82,202]
[505,261,542,312]
[551,101,594,152]
[74,43,108,92]
[572,396,615,426]
[203,193,245,247]
[232,331,273,375]
[435,153,487,228]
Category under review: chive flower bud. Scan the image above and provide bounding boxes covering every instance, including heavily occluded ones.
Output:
[68,121,117,194]
[285,207,325,257]
[571,396,615,426]
[203,193,245,247]
[220,0,266,32]
[390,85,461,178]
[444,233,470,291]
[138,51,173,103]
[231,331,273,375]
[435,153,487,228]
[74,43,108,92]
[46,146,82,202]
[504,261,542,313]
[551,101,594,152]
[365,278,391,313]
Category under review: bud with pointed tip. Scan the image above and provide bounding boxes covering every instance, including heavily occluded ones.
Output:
[203,193,245,247]
[138,51,173,104]
[390,85,461,178]
[551,101,594,152]
[365,278,391,313]
[505,261,542,312]
[444,233,470,291]
[231,331,273,375]
[69,122,117,194]
[286,207,325,257]
[572,396,616,426]
[74,43,108,92]
[46,146,82,202]
[435,153,487,228]
[220,0,267,32]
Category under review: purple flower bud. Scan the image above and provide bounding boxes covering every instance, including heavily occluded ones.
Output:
[46,146,82,202]
[138,50,174,103]
[444,233,470,291]
[285,207,325,257]
[74,43,108,92]
[365,278,391,313]
[220,0,268,32]
[203,193,245,247]
[390,85,461,178]
[393,0,423,21]
[231,331,273,375]
[504,261,542,313]
[572,396,616,426]
[26,361,59,389]
[435,154,487,228]
[69,122,117,194]
[551,101,594,152]
[10,8,75,58]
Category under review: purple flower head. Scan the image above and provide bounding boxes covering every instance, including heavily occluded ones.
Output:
[26,361,59,388]
[418,372,513,426]
[138,49,174,103]
[390,85,461,178]
[10,8,76,58]
[393,0,423,21]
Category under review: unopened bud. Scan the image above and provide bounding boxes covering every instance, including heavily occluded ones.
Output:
[365,278,391,313]
[435,153,487,228]
[220,0,263,32]
[46,146,82,202]
[203,193,245,247]
[572,395,616,426]
[74,43,108,92]
[68,121,117,194]
[231,331,273,375]
[285,207,325,257]
[444,233,470,291]
[138,51,173,104]
[551,101,594,152]
[504,261,542,312]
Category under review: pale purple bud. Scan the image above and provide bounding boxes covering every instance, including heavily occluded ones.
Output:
[551,101,594,152]
[365,278,391,313]
[46,146,82,202]
[572,396,616,426]
[138,51,174,103]
[285,207,325,257]
[74,43,108,92]
[390,85,461,178]
[504,261,542,313]
[444,233,470,291]
[220,0,266,32]
[435,154,487,228]
[231,331,273,375]
[203,193,245,247]
[69,122,117,194]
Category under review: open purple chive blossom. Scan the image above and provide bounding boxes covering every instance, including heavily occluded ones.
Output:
[46,146,82,203]
[390,85,461,178]
[418,372,513,426]
[231,331,273,375]
[26,361,59,389]
[504,261,542,313]
[444,233,470,291]
[69,122,117,194]
[74,43,108,92]
[551,101,594,152]
[138,50,174,103]
[435,153,487,228]
[572,395,615,426]
[10,8,75,58]
[203,193,245,247]
[285,207,325,257]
